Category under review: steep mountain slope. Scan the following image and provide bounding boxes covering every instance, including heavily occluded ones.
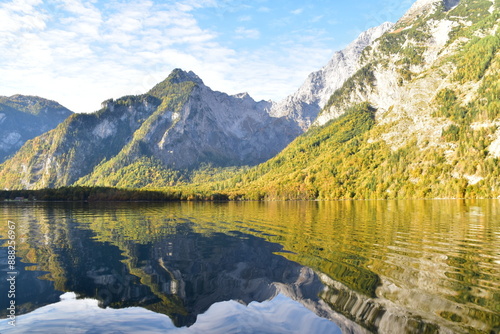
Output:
[205,0,500,200]
[270,22,394,130]
[0,95,72,162]
[0,70,300,190]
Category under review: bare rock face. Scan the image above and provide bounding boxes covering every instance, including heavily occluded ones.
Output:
[312,1,466,137]
[269,22,394,131]
[131,72,302,169]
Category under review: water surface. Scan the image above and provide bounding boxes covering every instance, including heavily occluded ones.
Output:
[0,200,499,333]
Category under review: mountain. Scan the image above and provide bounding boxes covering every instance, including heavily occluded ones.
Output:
[204,0,500,200]
[0,21,397,191]
[0,70,301,189]
[76,70,302,188]
[3,0,499,200]
[0,95,72,163]
[270,22,394,131]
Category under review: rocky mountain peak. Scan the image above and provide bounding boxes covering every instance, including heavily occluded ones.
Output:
[232,92,252,100]
[0,95,73,163]
[269,21,394,131]
[147,68,204,100]
[353,22,395,49]
[167,68,204,85]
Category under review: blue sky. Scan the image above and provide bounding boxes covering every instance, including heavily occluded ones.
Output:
[0,0,414,113]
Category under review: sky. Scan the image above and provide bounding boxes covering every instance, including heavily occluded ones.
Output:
[0,0,415,113]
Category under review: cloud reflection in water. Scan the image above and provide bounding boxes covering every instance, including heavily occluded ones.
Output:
[0,292,341,334]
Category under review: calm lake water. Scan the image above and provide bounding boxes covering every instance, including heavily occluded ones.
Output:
[0,200,499,333]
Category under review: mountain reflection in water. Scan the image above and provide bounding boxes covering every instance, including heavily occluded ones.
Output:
[0,200,499,333]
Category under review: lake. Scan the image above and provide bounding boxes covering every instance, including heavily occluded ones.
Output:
[0,200,499,333]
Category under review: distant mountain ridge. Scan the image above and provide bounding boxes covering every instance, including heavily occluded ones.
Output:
[0,95,72,163]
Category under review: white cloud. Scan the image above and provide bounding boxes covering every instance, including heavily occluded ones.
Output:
[238,15,252,21]
[0,0,235,113]
[0,0,336,114]
[3,0,43,13]
[235,27,260,39]
[291,8,303,15]
[0,292,341,334]
[0,0,47,33]
[311,15,324,23]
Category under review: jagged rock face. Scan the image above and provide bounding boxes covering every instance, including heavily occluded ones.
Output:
[400,0,442,20]
[399,0,460,24]
[269,22,394,131]
[145,70,301,168]
[0,95,72,163]
[148,84,301,169]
